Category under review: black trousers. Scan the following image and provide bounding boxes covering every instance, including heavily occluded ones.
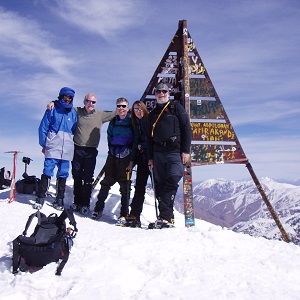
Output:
[153,151,184,222]
[129,153,150,219]
[95,154,131,217]
[72,145,98,206]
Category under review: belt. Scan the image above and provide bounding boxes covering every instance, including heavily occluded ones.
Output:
[153,141,168,147]
[153,136,178,147]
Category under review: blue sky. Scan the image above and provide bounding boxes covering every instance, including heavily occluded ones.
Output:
[0,0,299,182]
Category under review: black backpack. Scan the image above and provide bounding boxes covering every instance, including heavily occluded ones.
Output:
[16,175,40,194]
[12,209,78,275]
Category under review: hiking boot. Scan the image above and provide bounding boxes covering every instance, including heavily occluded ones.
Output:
[125,214,136,221]
[33,197,45,210]
[92,210,103,220]
[115,216,127,227]
[148,218,175,229]
[80,206,90,215]
[53,198,64,210]
[125,215,141,228]
[70,203,81,212]
[127,219,141,228]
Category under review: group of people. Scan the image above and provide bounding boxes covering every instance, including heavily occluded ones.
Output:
[34,83,192,229]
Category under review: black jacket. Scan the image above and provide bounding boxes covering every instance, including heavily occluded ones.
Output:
[147,101,192,159]
[130,116,148,162]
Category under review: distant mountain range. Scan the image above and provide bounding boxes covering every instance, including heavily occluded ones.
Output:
[174,177,300,244]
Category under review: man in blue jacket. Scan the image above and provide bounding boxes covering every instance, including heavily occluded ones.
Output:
[33,87,77,210]
[92,97,134,225]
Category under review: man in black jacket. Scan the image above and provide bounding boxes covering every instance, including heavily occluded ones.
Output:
[147,83,192,229]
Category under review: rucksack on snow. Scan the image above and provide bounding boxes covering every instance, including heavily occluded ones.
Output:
[16,175,40,195]
[16,157,41,194]
[15,156,40,194]
[12,209,78,275]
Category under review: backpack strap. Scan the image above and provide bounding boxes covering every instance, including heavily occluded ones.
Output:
[65,209,78,233]
[55,229,74,276]
[22,210,47,236]
[55,210,77,276]
[56,208,78,233]
[12,238,21,274]
[55,249,70,276]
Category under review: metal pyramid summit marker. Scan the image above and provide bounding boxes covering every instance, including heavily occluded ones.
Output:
[141,20,291,242]
[141,21,247,165]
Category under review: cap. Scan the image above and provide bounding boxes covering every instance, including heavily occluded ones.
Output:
[155,83,170,91]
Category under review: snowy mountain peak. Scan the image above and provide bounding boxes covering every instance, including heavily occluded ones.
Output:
[176,177,300,243]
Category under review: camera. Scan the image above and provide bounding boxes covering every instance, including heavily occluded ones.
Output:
[22,157,32,165]
[22,157,33,178]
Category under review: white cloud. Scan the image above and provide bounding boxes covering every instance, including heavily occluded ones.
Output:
[0,7,76,76]
[52,0,148,39]
[227,99,300,126]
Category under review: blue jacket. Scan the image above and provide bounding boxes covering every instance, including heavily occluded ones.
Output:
[107,113,133,158]
[39,101,77,161]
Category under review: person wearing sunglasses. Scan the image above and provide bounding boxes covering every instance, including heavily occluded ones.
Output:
[47,93,116,214]
[147,83,192,229]
[33,87,77,210]
[92,97,134,226]
[125,100,150,228]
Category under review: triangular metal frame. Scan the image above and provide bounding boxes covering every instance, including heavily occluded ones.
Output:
[141,20,291,242]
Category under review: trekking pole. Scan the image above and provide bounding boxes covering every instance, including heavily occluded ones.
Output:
[150,169,159,219]
[126,170,131,215]
[91,166,105,192]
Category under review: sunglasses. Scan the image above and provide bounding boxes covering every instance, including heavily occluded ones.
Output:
[155,89,168,94]
[117,104,127,108]
[133,108,141,112]
[85,99,96,104]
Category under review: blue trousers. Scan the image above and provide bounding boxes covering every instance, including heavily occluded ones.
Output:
[43,158,70,179]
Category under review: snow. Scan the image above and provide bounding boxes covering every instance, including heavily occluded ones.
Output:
[261,177,298,190]
[1,181,300,300]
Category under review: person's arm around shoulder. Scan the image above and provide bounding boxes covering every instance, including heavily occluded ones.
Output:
[47,101,55,110]
[47,101,78,112]
[100,110,117,124]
